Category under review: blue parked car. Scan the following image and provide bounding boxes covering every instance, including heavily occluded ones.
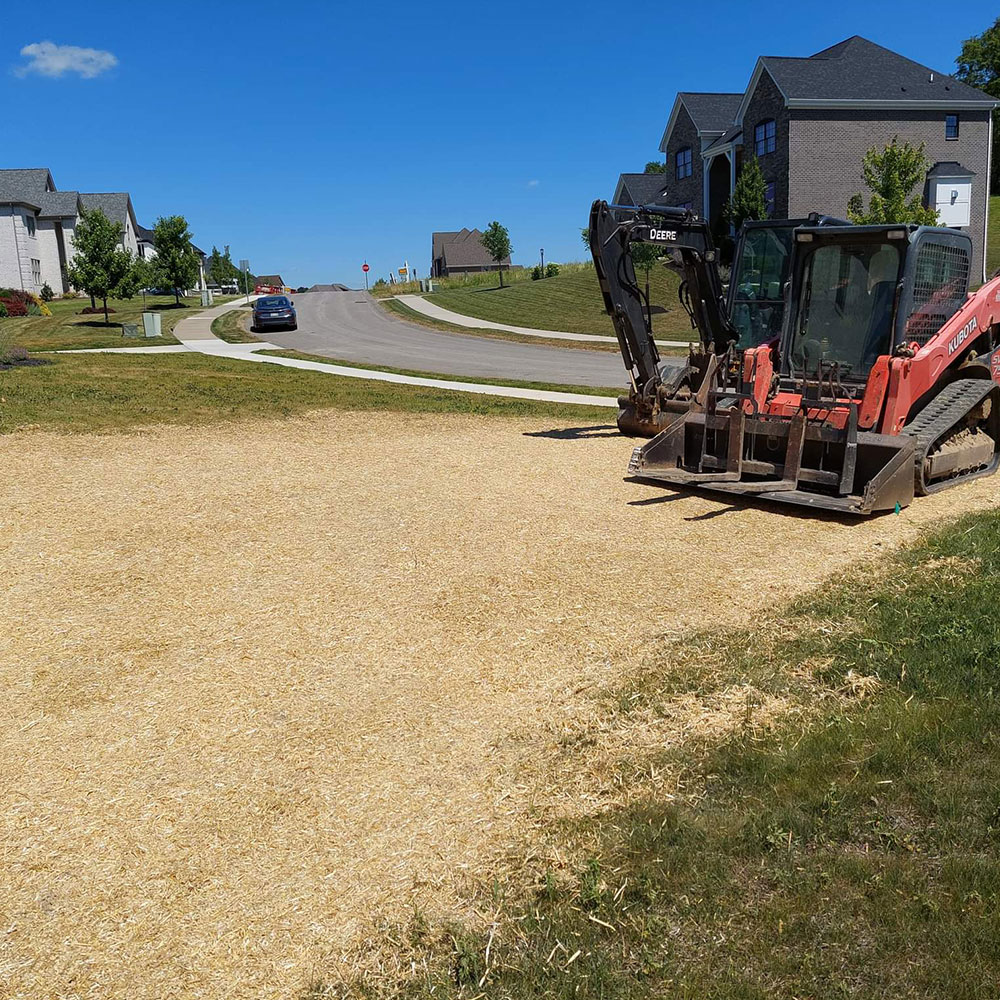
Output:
[251,295,297,332]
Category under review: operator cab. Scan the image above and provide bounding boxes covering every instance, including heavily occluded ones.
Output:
[728,221,797,348]
[781,224,973,387]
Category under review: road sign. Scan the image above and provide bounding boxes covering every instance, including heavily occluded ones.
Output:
[397,267,407,276]
[362,263,369,273]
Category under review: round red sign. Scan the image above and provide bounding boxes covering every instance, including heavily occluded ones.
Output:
[362,263,370,272]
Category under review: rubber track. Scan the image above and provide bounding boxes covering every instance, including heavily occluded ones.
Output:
[903,378,998,494]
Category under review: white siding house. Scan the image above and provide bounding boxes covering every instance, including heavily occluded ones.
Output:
[0,168,56,293]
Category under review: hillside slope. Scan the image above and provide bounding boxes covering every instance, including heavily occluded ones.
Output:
[427,264,694,340]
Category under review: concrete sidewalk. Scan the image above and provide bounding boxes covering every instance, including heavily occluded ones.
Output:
[66,296,619,409]
[396,293,692,348]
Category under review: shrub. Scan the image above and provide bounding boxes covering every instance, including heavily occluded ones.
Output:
[0,302,6,319]
[531,265,543,280]
[27,304,41,316]
[545,262,560,277]
[0,298,27,317]
[40,282,54,302]
[62,288,79,299]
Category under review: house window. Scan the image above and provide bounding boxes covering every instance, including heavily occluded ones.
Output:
[25,214,36,238]
[31,258,41,287]
[675,147,693,180]
[946,114,959,140]
[764,182,776,216]
[755,119,776,156]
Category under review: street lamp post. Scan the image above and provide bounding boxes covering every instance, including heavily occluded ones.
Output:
[540,248,545,275]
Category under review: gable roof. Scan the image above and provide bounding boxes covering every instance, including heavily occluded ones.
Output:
[80,192,135,230]
[432,228,470,261]
[928,160,976,177]
[432,228,510,269]
[0,167,55,210]
[38,190,81,219]
[659,92,742,152]
[679,92,743,132]
[613,172,670,207]
[736,35,999,124]
[136,222,156,243]
[257,274,285,286]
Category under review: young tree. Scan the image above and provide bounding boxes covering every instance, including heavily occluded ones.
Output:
[207,245,224,285]
[149,215,201,304]
[956,18,1000,192]
[65,207,142,325]
[644,160,668,174]
[724,156,768,232]
[480,221,512,288]
[847,137,938,225]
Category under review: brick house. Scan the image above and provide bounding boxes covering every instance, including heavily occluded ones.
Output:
[431,228,511,278]
[650,36,999,279]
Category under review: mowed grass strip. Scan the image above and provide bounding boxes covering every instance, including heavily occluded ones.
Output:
[381,298,624,353]
[327,508,1000,999]
[210,304,260,343]
[0,352,614,435]
[257,349,622,396]
[425,263,694,340]
[12,294,237,352]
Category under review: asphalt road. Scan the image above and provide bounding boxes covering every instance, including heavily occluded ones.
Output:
[265,290,633,388]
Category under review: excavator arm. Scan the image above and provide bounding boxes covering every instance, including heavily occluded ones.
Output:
[589,198,739,434]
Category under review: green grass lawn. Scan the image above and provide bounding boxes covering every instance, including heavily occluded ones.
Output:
[322,508,1000,999]
[424,263,695,340]
[0,352,614,435]
[210,303,260,343]
[7,293,228,352]
[988,195,1000,277]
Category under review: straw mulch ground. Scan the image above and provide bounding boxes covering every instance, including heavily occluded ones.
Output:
[1,409,996,998]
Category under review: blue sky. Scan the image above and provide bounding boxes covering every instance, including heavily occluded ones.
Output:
[5,0,997,286]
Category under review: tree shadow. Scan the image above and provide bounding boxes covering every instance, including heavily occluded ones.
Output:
[524,425,620,440]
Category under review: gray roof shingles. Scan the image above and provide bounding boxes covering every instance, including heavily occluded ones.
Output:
[678,92,743,132]
[615,173,671,206]
[762,35,998,105]
[433,228,510,269]
[38,190,81,219]
[0,167,53,209]
[80,192,132,226]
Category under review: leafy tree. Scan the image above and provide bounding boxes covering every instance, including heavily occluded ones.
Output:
[65,207,143,325]
[209,245,240,286]
[644,161,668,174]
[724,156,768,232]
[480,221,512,288]
[629,240,662,282]
[149,215,201,304]
[207,245,224,284]
[847,137,938,225]
[581,226,592,250]
[956,17,1000,192]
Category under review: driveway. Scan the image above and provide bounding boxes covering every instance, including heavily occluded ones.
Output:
[265,289,633,388]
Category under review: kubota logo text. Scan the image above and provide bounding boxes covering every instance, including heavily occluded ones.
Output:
[649,229,678,242]
[948,316,978,355]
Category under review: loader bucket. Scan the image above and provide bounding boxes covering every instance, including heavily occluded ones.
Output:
[627,403,916,515]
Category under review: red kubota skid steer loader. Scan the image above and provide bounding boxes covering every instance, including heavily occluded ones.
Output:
[589,199,844,436]
[627,221,1000,514]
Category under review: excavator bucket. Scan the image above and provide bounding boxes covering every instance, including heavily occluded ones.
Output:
[627,390,916,515]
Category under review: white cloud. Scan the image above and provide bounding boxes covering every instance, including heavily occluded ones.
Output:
[527,179,540,188]
[15,41,118,79]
